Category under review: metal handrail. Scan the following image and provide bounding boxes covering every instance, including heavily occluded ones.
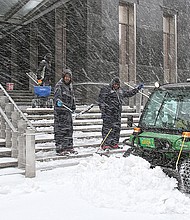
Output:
[73,82,109,86]
[26,72,37,85]
[0,83,35,130]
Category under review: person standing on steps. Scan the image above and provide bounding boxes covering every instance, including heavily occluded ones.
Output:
[54,68,77,155]
[98,76,144,150]
[36,53,53,86]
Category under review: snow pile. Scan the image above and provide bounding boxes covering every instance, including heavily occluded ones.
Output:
[0,154,190,220]
[74,154,190,214]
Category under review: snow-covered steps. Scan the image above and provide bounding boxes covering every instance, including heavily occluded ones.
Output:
[0,105,139,169]
[36,145,128,163]
[27,112,139,120]
[35,136,129,152]
[0,157,17,168]
[7,90,35,107]
[25,105,138,145]
[35,129,133,139]
[0,139,5,146]
[30,118,139,128]
[0,147,11,157]
[0,144,128,169]
[0,133,130,156]
[37,152,94,162]
[23,105,137,115]
[0,148,18,167]
[34,123,137,133]
[0,133,132,158]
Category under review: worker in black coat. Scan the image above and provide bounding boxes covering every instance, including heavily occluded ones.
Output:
[36,53,53,86]
[54,69,76,155]
[98,77,143,150]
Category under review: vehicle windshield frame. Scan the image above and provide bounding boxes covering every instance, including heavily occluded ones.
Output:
[139,87,190,133]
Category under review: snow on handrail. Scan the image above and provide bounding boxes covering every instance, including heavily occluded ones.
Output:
[0,83,35,131]
[0,106,17,133]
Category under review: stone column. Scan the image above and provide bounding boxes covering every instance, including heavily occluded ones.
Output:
[11,111,20,158]
[136,92,142,114]
[25,128,36,178]
[17,120,27,169]
[55,7,66,84]
[29,22,38,91]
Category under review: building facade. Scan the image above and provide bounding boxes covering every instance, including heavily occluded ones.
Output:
[0,0,190,103]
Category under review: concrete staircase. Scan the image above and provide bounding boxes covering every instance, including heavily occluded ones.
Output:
[7,90,35,106]
[0,105,140,169]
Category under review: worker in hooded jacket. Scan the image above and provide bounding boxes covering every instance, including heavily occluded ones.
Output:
[54,69,77,155]
[98,77,143,150]
[36,53,53,86]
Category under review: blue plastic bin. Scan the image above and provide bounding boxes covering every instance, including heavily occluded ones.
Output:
[34,86,51,97]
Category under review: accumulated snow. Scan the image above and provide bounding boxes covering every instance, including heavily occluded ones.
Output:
[0,154,190,220]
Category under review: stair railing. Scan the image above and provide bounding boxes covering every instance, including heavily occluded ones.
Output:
[26,72,38,85]
[0,83,36,177]
[0,83,35,130]
[0,106,17,132]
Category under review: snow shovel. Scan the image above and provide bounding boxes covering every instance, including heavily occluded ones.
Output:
[73,104,94,118]
[60,102,94,119]
[96,128,113,153]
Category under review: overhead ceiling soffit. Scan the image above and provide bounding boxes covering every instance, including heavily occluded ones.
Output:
[0,0,70,40]
[4,0,31,21]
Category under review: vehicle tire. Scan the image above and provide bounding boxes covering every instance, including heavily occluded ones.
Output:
[123,148,134,157]
[123,147,141,157]
[178,159,190,193]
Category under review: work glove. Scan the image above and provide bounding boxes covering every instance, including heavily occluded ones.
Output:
[71,109,76,115]
[57,99,63,107]
[137,83,144,90]
[72,111,77,120]
[37,79,42,85]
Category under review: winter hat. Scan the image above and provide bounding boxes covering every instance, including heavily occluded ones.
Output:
[111,77,120,87]
[44,53,52,61]
[63,68,72,77]
[62,68,72,85]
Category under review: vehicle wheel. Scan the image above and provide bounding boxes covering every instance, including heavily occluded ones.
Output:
[178,159,190,193]
[123,148,134,157]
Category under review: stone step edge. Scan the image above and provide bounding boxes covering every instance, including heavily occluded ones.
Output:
[0,137,130,157]
[0,148,128,169]
[27,114,140,120]
[0,132,132,146]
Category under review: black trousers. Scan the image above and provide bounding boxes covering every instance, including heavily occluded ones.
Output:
[54,110,73,150]
[101,117,121,147]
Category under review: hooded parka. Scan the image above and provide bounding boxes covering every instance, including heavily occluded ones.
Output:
[98,77,139,147]
[36,53,53,86]
[54,69,76,153]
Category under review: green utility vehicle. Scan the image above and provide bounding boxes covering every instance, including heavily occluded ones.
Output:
[124,82,190,193]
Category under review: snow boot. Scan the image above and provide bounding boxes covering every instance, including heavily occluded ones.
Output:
[68,148,78,155]
[110,144,123,149]
[101,145,111,151]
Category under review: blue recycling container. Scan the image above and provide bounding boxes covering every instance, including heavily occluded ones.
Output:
[33,86,51,97]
